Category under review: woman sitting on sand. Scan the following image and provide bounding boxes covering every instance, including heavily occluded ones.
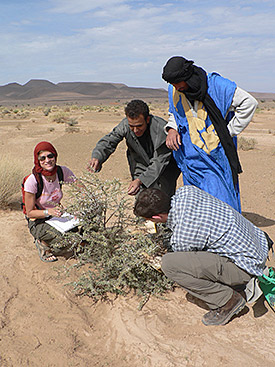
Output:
[24,141,76,262]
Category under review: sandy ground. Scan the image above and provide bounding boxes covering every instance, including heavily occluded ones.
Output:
[0,103,274,366]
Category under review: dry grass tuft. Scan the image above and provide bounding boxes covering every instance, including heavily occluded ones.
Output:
[238,137,257,151]
[0,156,25,206]
[51,111,69,124]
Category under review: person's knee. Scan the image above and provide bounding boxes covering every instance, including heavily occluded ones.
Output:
[162,252,196,283]
[161,253,177,277]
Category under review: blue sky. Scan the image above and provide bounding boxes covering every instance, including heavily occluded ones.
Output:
[1,0,275,92]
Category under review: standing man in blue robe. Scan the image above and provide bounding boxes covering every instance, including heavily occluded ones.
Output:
[162,56,258,212]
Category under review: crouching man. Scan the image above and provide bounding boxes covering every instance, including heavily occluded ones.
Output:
[134,186,270,326]
[90,99,180,197]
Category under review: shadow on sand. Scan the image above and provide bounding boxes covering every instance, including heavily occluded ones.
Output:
[242,212,275,228]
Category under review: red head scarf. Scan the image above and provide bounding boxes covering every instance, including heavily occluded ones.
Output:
[33,141,58,176]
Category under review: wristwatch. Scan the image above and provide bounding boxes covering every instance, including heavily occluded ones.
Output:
[43,209,49,217]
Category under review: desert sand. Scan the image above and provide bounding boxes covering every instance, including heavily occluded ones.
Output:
[0,102,274,366]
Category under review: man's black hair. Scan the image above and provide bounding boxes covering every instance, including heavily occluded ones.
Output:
[125,100,150,120]
[134,188,171,218]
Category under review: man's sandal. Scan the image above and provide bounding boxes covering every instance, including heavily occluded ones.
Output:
[35,239,58,263]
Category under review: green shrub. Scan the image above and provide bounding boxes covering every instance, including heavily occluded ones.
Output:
[57,173,173,309]
[0,156,25,206]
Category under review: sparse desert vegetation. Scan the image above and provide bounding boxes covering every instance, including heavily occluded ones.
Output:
[0,99,274,367]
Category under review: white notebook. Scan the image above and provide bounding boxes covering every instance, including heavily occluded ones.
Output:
[46,212,79,233]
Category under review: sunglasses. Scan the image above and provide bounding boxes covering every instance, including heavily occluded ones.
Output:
[38,153,55,162]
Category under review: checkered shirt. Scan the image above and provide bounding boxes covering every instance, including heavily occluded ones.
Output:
[167,186,269,276]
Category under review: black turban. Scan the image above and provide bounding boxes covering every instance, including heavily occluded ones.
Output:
[162,56,195,84]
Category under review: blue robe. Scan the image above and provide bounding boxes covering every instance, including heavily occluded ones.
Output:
[168,72,241,212]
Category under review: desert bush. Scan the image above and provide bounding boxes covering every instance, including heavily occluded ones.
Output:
[17,111,30,119]
[66,117,78,126]
[81,105,93,111]
[57,173,173,309]
[238,137,257,151]
[65,118,79,132]
[65,126,80,133]
[50,105,59,112]
[96,106,111,112]
[43,107,51,116]
[1,109,11,116]
[51,111,68,124]
[70,105,79,111]
[0,156,25,206]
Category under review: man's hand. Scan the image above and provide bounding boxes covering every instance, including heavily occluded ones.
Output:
[128,178,142,195]
[166,128,181,151]
[88,158,102,172]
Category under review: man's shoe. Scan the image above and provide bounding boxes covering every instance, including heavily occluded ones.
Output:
[202,290,246,326]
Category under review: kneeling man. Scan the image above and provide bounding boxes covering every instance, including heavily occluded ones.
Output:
[134,186,270,326]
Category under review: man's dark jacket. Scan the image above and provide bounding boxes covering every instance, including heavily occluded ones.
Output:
[91,115,180,197]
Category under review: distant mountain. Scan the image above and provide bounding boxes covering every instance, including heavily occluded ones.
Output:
[249,92,275,100]
[0,79,168,104]
[57,82,119,96]
[1,79,274,105]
